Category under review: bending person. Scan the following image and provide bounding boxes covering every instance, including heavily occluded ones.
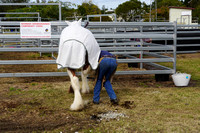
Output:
[93,50,118,105]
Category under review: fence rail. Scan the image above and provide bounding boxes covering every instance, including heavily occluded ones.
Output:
[0,21,177,78]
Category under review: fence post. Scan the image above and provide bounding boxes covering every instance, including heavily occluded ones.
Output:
[173,21,177,73]
[59,2,62,21]
[140,25,143,69]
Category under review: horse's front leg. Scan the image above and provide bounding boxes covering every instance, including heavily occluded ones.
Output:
[67,68,84,111]
[81,64,91,94]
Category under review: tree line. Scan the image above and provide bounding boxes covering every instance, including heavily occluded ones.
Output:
[0,0,199,23]
[116,0,199,22]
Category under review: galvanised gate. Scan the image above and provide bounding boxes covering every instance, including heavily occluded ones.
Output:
[0,21,177,79]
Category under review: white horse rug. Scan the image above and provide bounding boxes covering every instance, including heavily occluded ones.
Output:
[56,19,101,70]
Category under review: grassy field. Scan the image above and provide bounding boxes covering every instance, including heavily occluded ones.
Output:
[0,53,200,132]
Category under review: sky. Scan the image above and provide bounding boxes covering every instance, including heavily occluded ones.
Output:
[31,0,151,9]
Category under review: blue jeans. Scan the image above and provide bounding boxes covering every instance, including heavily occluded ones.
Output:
[93,58,117,102]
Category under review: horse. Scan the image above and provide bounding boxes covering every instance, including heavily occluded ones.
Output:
[56,19,101,111]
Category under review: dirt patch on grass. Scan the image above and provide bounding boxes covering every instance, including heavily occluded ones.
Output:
[0,108,97,132]
[0,86,97,132]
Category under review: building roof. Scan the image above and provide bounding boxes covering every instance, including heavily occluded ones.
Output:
[169,6,195,10]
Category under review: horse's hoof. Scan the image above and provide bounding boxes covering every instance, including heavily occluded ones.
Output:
[81,89,90,94]
[70,103,84,111]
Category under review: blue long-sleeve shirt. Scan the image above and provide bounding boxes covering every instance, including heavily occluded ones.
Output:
[99,51,115,59]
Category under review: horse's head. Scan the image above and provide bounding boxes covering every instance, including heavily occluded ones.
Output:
[65,18,82,27]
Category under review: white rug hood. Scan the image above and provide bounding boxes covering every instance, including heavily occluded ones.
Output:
[56,19,101,70]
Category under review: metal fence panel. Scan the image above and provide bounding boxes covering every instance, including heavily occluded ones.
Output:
[0,21,177,77]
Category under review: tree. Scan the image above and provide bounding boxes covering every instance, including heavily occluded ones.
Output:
[77,1,101,16]
[185,0,200,8]
[155,0,200,23]
[151,0,183,21]
[115,0,142,21]
[156,0,183,8]
[4,0,75,21]
[0,0,30,13]
[184,0,200,23]
[0,0,30,2]
[77,1,101,21]
[183,0,191,6]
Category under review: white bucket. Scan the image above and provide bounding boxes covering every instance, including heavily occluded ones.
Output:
[172,73,191,87]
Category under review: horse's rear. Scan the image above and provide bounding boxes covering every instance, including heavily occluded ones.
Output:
[56,19,100,111]
[67,67,90,111]
[66,52,91,111]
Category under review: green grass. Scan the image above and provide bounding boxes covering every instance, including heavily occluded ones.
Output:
[177,58,200,80]
[158,54,200,83]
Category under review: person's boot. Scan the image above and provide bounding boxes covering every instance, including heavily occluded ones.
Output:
[93,101,99,104]
[110,99,119,105]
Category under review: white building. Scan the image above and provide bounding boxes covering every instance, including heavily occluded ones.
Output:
[169,6,197,25]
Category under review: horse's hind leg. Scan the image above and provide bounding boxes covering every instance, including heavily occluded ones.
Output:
[67,69,84,111]
[81,65,91,94]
